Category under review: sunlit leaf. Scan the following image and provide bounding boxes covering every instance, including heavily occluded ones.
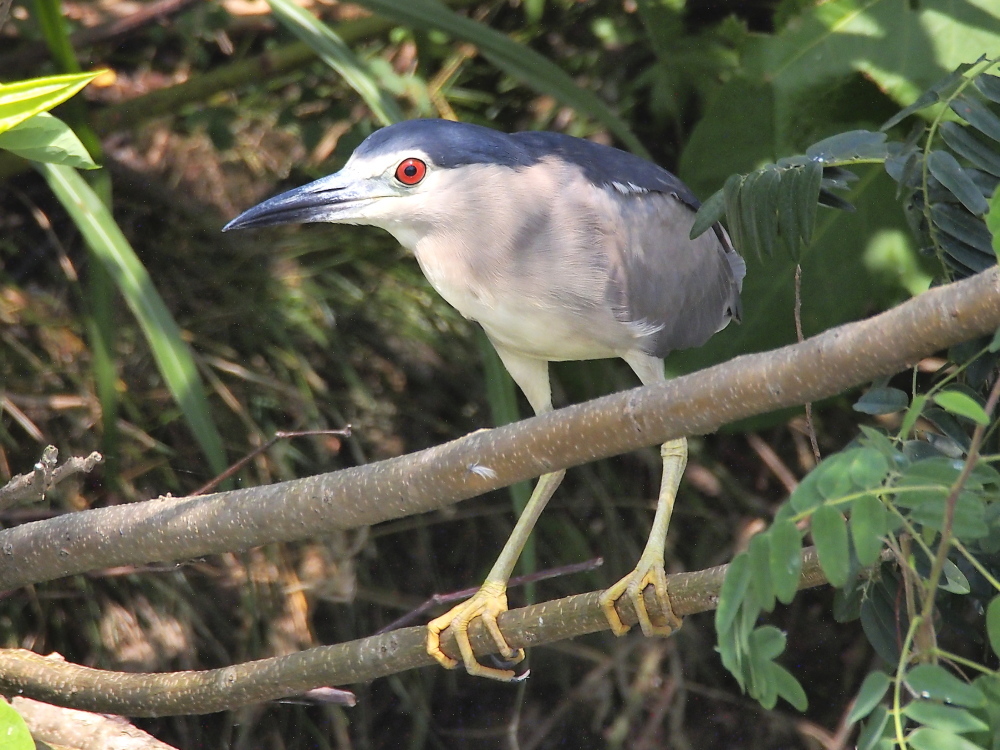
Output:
[933,390,990,426]
[0,700,33,750]
[0,111,96,168]
[771,663,808,711]
[0,70,102,135]
[748,533,775,612]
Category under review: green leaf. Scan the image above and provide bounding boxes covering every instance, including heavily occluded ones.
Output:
[854,386,909,415]
[811,505,850,587]
[38,163,227,477]
[906,664,986,708]
[857,706,890,750]
[933,391,990,426]
[748,532,775,612]
[350,0,647,156]
[952,94,1000,143]
[797,161,823,247]
[941,122,1000,178]
[847,448,890,490]
[900,394,929,440]
[848,671,891,724]
[716,553,752,635]
[0,111,97,168]
[769,519,803,604]
[988,183,1000,263]
[690,188,725,240]
[851,495,888,566]
[903,702,990,734]
[0,700,34,750]
[940,559,971,595]
[909,727,988,750]
[267,0,403,126]
[928,150,991,216]
[932,203,995,256]
[0,70,102,135]
[987,596,1000,657]
[974,74,1000,104]
[771,663,808,711]
[805,130,890,162]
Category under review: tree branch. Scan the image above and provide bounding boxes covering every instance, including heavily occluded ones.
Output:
[0,548,829,715]
[0,269,997,592]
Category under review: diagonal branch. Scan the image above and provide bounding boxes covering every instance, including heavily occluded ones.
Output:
[0,268,997,592]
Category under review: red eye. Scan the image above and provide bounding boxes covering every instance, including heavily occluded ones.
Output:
[395,158,426,186]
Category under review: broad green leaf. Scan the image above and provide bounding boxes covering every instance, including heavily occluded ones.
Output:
[690,188,725,240]
[903,702,990,734]
[770,519,803,604]
[851,494,887,566]
[940,559,971,595]
[848,671,891,724]
[854,386,909,415]
[0,112,97,168]
[906,664,986,708]
[811,505,850,587]
[933,390,991,426]
[909,727,987,750]
[952,94,1000,144]
[771,663,808,711]
[932,204,995,256]
[988,184,1000,263]
[806,130,890,162]
[749,625,786,661]
[0,700,33,750]
[350,0,646,156]
[748,533,775,611]
[267,0,403,126]
[857,706,890,750]
[38,163,227,477]
[848,448,890,490]
[941,122,1000,178]
[716,553,752,635]
[987,596,1000,657]
[928,150,991,216]
[861,577,904,663]
[0,70,102,135]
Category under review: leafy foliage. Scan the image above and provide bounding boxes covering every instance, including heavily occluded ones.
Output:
[712,57,1000,748]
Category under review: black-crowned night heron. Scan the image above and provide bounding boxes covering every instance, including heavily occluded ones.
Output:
[225,119,745,681]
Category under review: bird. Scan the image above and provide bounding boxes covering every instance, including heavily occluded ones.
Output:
[224,118,745,681]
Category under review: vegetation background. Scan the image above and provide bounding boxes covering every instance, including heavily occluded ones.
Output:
[0,0,999,747]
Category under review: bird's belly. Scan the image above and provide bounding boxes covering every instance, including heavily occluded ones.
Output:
[441,286,620,361]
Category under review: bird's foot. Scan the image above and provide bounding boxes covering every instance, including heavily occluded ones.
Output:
[426,580,525,681]
[599,559,682,637]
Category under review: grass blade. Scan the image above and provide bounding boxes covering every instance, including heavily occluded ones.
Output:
[38,163,228,477]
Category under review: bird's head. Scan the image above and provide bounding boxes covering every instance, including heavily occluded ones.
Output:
[223,119,532,245]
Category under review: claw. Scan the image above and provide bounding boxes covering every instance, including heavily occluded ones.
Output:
[599,560,682,637]
[426,581,525,681]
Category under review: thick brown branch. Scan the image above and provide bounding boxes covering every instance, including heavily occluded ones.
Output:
[0,549,828,716]
[0,269,997,591]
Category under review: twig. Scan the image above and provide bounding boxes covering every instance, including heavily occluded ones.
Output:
[0,446,103,510]
[191,427,351,496]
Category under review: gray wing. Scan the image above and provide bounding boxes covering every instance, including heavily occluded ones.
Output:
[604,190,745,359]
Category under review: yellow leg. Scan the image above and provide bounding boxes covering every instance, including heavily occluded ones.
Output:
[599,438,686,637]
[426,469,566,681]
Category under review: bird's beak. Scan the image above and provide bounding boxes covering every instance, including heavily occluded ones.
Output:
[223,170,388,231]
